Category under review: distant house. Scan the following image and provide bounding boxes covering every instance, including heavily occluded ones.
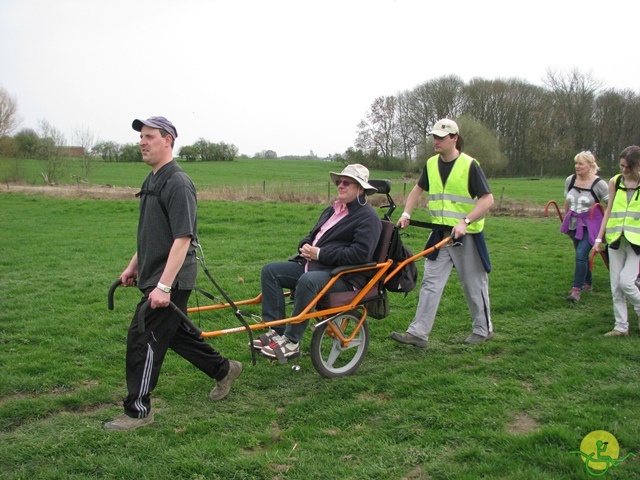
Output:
[61,146,86,157]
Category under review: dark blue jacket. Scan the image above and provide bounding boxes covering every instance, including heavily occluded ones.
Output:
[296,195,382,289]
[425,228,492,273]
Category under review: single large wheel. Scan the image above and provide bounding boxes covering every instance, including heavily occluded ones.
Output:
[310,311,370,378]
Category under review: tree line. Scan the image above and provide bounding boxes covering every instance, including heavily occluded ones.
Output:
[2,69,640,182]
[349,69,640,177]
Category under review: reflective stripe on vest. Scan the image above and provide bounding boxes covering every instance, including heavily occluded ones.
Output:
[427,153,484,233]
[605,174,640,245]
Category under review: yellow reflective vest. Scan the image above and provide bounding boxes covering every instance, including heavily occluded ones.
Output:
[605,174,640,246]
[427,153,484,233]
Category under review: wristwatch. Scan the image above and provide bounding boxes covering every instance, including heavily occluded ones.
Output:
[463,217,471,226]
[156,282,172,293]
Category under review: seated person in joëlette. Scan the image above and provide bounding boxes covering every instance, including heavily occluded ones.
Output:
[255,164,383,360]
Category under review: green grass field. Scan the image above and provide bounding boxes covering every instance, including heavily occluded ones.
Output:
[1,160,638,479]
[1,156,566,208]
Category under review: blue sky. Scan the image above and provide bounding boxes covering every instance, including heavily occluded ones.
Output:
[1,0,639,157]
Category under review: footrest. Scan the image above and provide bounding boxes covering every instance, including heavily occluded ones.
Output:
[260,349,301,365]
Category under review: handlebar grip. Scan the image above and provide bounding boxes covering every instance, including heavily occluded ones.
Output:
[108,279,122,310]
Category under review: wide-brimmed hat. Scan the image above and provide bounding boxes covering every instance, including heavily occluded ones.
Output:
[330,163,377,195]
[132,116,178,139]
[428,119,458,137]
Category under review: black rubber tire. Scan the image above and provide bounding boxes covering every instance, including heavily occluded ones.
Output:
[310,312,370,378]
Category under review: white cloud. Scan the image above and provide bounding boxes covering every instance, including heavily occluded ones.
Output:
[1,0,639,156]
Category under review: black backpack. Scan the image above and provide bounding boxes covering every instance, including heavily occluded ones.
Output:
[385,227,418,294]
[567,174,605,203]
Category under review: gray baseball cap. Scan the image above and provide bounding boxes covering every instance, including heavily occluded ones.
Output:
[132,116,178,139]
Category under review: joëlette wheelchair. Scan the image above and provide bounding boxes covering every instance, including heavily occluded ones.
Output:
[108,180,451,378]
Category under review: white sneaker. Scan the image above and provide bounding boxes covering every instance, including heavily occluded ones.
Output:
[260,335,300,360]
[250,329,279,350]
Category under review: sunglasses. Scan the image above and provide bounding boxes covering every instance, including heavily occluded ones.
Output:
[335,179,356,187]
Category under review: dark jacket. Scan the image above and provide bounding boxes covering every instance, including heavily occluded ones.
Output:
[425,228,492,274]
[296,196,382,289]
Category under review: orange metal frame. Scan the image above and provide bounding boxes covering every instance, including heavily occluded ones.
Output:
[187,236,452,342]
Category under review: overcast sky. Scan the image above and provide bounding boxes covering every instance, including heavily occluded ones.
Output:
[2,0,639,157]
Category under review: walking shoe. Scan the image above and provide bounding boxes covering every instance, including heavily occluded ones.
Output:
[209,360,243,401]
[389,331,428,348]
[464,332,494,344]
[250,329,279,350]
[261,335,300,360]
[104,412,154,431]
[604,329,629,337]
[582,283,592,293]
[566,287,581,303]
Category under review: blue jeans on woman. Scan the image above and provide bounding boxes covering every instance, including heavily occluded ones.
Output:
[571,227,593,289]
[261,260,351,343]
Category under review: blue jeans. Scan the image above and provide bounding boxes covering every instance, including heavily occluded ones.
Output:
[260,261,351,343]
[571,227,592,288]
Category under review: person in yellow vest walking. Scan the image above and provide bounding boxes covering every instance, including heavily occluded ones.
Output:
[594,145,640,336]
[390,119,494,349]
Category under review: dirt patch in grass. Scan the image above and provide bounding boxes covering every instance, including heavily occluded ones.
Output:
[2,183,139,200]
[505,411,540,435]
[2,183,548,217]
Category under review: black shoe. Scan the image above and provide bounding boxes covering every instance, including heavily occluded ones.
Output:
[390,331,428,348]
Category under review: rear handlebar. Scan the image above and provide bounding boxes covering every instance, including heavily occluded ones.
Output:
[108,279,202,336]
[138,299,202,336]
[108,279,123,310]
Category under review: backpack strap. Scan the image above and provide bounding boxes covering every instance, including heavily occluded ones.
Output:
[135,162,200,246]
[568,174,604,204]
[589,177,604,204]
[135,161,183,219]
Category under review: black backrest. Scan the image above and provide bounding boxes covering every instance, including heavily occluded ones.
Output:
[374,220,395,264]
[369,179,391,195]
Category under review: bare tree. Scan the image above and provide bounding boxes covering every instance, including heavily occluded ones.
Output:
[353,69,640,176]
[355,96,397,160]
[395,91,419,161]
[38,119,66,185]
[406,82,438,140]
[0,86,21,137]
[73,125,97,181]
[544,68,602,153]
[594,89,640,174]
[425,75,465,120]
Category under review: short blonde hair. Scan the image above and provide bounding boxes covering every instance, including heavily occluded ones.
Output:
[574,151,599,174]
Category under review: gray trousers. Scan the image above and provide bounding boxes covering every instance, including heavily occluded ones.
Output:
[407,236,492,340]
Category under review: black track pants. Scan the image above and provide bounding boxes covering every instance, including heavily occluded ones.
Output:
[123,288,229,418]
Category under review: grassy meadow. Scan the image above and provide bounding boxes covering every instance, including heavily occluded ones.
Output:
[1,158,639,479]
[0,156,563,207]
